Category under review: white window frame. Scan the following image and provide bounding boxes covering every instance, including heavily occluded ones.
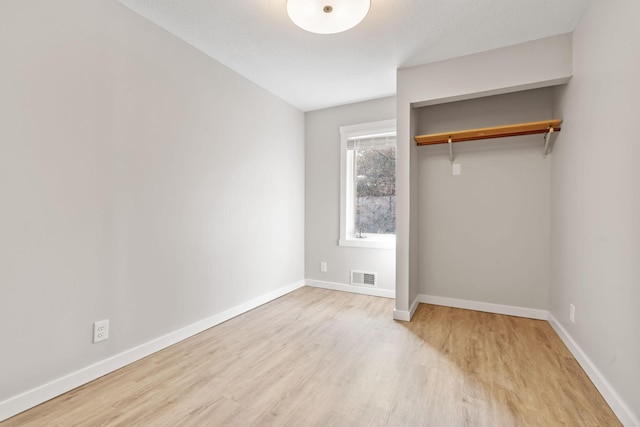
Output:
[339,119,396,250]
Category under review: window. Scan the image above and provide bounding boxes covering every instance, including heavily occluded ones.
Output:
[339,119,396,249]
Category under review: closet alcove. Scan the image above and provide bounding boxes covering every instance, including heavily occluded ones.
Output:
[411,87,563,309]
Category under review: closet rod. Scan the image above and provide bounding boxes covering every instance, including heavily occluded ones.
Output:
[414,119,562,146]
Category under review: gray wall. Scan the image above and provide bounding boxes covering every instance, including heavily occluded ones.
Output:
[0,0,304,402]
[305,97,396,294]
[416,89,552,308]
[550,0,640,420]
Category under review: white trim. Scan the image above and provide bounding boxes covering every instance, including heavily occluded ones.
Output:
[409,295,420,318]
[306,279,395,299]
[418,294,548,320]
[340,119,397,138]
[0,280,306,423]
[548,314,639,427]
[338,237,395,249]
[392,309,411,321]
[393,295,420,322]
[339,118,397,250]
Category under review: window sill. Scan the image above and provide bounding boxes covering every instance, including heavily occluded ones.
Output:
[339,236,395,250]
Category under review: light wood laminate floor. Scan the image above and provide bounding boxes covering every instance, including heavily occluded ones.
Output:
[2,287,620,426]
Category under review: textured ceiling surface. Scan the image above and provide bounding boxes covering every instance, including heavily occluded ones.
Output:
[117,0,590,111]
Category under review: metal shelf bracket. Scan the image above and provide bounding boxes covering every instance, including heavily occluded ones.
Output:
[543,127,554,157]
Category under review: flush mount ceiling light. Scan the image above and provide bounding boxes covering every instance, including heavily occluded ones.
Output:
[287,0,370,34]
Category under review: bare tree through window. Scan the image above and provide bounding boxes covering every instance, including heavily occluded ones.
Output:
[354,146,395,237]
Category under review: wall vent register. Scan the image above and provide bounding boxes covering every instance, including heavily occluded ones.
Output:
[351,270,377,287]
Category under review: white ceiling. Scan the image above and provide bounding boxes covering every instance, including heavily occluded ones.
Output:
[117,0,590,112]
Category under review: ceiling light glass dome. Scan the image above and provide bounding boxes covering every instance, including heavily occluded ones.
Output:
[287,0,371,34]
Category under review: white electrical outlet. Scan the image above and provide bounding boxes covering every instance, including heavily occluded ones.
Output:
[320,262,327,272]
[569,304,575,324]
[452,163,461,175]
[93,319,109,343]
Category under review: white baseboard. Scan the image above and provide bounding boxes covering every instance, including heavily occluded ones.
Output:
[0,280,306,423]
[418,294,548,320]
[392,295,420,321]
[548,314,639,427]
[409,296,420,318]
[306,279,395,299]
[392,308,410,321]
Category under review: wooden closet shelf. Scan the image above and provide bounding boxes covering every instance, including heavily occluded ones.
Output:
[414,119,562,146]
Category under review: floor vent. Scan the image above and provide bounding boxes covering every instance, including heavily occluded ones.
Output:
[350,270,377,287]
